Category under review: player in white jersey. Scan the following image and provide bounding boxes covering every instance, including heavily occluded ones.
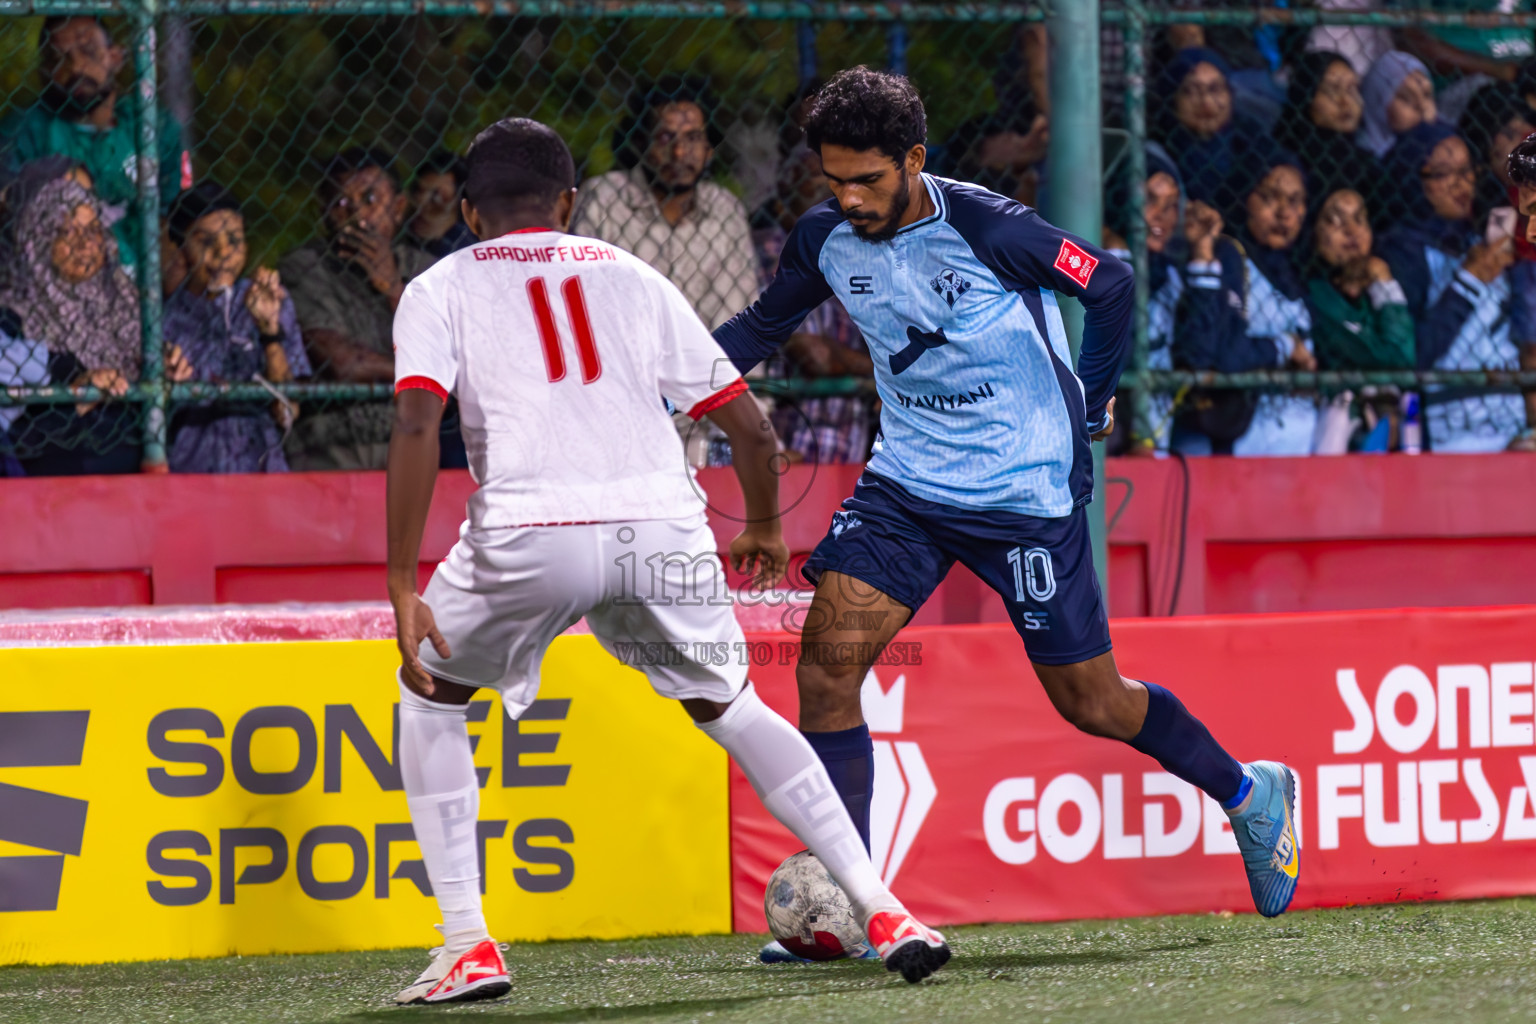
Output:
[385,118,949,1005]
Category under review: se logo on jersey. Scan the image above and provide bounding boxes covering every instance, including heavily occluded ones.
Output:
[1053,239,1098,289]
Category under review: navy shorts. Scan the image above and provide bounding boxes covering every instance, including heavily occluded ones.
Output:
[802,471,1112,666]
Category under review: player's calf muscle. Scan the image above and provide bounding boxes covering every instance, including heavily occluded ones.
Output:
[1033,657,1147,740]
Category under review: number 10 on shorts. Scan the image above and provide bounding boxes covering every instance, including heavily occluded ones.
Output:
[1007,545,1056,603]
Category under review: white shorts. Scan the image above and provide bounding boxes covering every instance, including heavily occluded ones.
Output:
[418,516,747,718]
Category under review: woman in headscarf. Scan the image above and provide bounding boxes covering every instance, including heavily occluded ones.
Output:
[0,159,87,473]
[163,182,309,473]
[1171,145,1319,456]
[1379,122,1526,451]
[1104,143,1188,451]
[1305,187,1417,451]
[0,156,93,290]
[1357,50,1438,161]
[1275,51,1382,210]
[0,175,146,475]
[1153,47,1266,207]
[1306,188,1415,372]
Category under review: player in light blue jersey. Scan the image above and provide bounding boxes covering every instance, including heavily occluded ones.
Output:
[715,69,1300,950]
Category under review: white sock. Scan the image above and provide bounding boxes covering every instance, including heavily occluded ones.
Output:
[696,684,900,922]
[398,678,489,951]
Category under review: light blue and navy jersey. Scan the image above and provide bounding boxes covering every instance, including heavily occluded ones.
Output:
[714,174,1134,517]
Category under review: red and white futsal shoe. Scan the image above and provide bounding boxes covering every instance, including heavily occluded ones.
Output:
[865,909,951,983]
[393,936,511,1005]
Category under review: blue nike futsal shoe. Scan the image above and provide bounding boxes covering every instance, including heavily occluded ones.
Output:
[1226,761,1300,918]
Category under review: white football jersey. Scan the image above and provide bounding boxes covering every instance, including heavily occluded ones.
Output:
[393,228,746,529]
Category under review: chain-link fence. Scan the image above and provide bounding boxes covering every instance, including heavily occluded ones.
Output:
[1,2,1534,476]
[1116,1,1536,456]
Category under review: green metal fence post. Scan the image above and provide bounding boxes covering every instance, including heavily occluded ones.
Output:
[133,0,166,469]
[1044,0,1108,598]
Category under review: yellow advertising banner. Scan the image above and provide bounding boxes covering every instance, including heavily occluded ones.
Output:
[0,636,731,965]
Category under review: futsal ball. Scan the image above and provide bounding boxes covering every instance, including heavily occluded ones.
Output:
[763,850,871,960]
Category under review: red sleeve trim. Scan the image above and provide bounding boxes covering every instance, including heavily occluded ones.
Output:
[687,378,749,420]
[396,376,448,402]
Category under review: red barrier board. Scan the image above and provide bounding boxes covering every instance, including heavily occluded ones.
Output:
[731,606,1536,930]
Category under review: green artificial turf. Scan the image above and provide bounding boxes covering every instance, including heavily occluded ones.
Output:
[3,900,1535,1023]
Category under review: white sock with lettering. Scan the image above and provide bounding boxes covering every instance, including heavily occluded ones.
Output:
[398,677,489,953]
[695,684,900,923]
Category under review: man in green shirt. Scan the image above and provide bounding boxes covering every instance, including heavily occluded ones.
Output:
[1,16,188,271]
[279,149,436,471]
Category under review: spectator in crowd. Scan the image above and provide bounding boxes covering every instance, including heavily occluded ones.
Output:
[0,16,188,270]
[0,160,78,472]
[945,109,1050,208]
[1276,51,1382,211]
[1154,48,1266,205]
[162,183,310,473]
[1308,0,1393,78]
[0,305,47,475]
[1150,15,1301,131]
[1460,85,1536,434]
[1398,0,1535,124]
[1306,188,1415,372]
[1305,186,1416,451]
[279,148,435,470]
[0,155,91,291]
[1104,143,1186,453]
[1172,147,1318,456]
[0,177,192,474]
[570,76,757,332]
[1357,50,1439,160]
[571,76,759,469]
[1379,122,1528,451]
[1459,82,1536,224]
[751,144,875,465]
[405,149,477,259]
[1518,56,1536,111]
[1507,132,1536,450]
[750,142,829,248]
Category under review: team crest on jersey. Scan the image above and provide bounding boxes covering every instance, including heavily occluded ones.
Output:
[929,267,972,308]
[830,511,862,538]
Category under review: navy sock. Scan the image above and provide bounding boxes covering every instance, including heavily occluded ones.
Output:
[1128,682,1245,805]
[801,724,874,852]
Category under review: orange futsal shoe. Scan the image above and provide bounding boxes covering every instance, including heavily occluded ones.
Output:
[393,937,511,1005]
[865,909,951,983]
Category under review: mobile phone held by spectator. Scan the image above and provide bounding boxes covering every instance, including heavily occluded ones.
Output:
[1487,205,1517,244]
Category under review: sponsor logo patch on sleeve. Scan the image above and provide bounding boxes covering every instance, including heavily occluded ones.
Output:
[1053,238,1098,289]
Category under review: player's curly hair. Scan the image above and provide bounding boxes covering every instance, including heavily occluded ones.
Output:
[803,66,927,164]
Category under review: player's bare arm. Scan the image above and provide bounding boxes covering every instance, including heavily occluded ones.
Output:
[386,387,451,698]
[704,391,789,588]
[1091,395,1116,441]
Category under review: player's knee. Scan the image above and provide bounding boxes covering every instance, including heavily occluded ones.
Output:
[795,659,864,712]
